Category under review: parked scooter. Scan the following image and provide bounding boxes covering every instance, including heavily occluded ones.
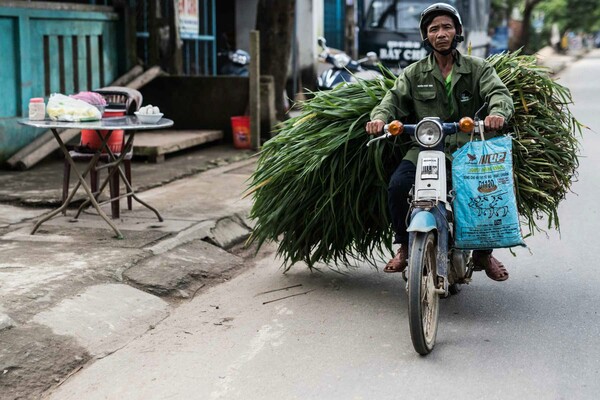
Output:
[219,49,250,77]
[367,105,490,355]
[317,37,382,90]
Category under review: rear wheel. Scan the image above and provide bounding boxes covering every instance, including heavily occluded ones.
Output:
[408,232,440,355]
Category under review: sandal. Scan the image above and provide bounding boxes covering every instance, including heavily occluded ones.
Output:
[384,245,408,273]
[473,251,509,281]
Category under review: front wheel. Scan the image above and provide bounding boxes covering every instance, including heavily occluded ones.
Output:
[408,232,440,355]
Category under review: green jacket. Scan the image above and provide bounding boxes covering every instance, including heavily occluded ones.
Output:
[370,52,514,164]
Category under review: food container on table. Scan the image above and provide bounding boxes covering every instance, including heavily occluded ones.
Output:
[134,112,164,124]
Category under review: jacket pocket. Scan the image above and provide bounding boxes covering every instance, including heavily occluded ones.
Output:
[413,90,437,101]
[413,89,438,119]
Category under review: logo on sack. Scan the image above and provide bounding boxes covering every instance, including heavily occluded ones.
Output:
[467,153,477,163]
[477,179,498,193]
[479,152,507,165]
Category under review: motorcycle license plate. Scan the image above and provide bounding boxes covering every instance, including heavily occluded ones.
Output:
[421,157,439,179]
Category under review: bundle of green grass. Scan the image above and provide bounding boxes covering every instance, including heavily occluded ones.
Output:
[247,51,583,270]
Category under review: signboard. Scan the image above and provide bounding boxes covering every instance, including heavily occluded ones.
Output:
[178,0,199,36]
[378,40,428,64]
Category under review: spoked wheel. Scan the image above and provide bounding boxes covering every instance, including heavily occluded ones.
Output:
[408,232,440,355]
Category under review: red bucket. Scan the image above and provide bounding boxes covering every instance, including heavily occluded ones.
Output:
[231,116,251,149]
[81,109,125,153]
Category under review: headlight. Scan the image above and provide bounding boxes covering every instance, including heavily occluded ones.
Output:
[332,53,351,69]
[415,118,443,148]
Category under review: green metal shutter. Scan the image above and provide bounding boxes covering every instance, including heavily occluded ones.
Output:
[324,0,345,50]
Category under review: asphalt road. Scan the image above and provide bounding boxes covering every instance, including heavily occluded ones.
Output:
[47,51,600,400]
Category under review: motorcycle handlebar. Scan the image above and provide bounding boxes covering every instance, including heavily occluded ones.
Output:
[367,118,481,147]
[367,102,496,148]
[385,117,478,136]
[395,122,463,136]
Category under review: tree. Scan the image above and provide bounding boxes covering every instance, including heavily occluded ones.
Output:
[255,0,295,121]
[542,0,600,33]
[511,0,600,52]
[514,0,544,52]
[539,0,567,31]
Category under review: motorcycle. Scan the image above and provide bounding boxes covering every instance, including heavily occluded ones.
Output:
[317,37,382,90]
[219,49,250,77]
[367,104,490,355]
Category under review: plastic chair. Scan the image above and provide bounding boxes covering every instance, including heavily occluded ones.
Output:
[62,88,142,219]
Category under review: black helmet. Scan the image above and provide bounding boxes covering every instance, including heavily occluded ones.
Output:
[419,2,464,43]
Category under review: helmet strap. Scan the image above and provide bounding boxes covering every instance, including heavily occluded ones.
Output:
[423,34,464,56]
[433,47,454,56]
[422,41,462,66]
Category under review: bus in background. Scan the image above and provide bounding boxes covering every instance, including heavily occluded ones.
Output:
[357,0,491,74]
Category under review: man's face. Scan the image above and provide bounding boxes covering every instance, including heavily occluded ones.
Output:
[427,15,456,52]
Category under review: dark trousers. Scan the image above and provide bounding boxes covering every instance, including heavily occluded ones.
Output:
[388,160,416,245]
[388,159,493,255]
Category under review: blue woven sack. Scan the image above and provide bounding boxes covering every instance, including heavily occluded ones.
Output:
[451,135,525,249]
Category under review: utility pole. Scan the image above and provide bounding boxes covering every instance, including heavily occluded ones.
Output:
[250,30,261,150]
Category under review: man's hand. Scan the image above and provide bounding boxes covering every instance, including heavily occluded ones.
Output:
[484,115,505,131]
[366,119,386,135]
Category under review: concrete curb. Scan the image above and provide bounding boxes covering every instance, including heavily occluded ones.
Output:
[0,312,16,332]
[124,239,245,298]
[144,212,252,256]
[31,284,170,357]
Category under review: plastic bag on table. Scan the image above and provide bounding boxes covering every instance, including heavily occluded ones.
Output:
[70,91,107,114]
[47,93,102,122]
[451,135,525,249]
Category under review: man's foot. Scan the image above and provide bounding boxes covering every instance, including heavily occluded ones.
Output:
[384,245,408,273]
[472,251,509,281]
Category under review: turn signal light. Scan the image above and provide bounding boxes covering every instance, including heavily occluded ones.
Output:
[458,117,474,133]
[388,120,403,136]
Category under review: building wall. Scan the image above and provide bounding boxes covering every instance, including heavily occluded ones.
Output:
[0,3,121,163]
[299,0,324,69]
[234,0,323,91]
[235,0,257,53]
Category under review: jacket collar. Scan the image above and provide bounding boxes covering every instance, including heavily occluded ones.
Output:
[422,51,472,84]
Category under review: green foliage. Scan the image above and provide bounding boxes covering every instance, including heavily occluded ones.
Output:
[248,52,583,270]
[487,50,582,234]
[565,0,599,32]
[247,74,408,270]
[540,0,600,32]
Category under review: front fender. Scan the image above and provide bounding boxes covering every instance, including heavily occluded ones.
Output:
[407,211,437,233]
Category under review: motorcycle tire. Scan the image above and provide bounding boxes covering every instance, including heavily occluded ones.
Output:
[408,232,440,355]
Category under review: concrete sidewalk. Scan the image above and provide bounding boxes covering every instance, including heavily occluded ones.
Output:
[0,144,260,399]
[535,45,588,74]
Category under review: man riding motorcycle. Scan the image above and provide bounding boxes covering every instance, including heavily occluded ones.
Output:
[365,3,514,281]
